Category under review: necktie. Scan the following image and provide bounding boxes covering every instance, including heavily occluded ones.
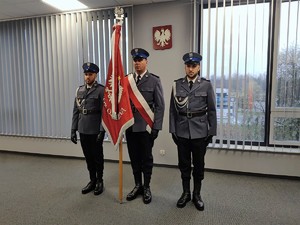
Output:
[84,87,90,98]
[136,75,141,84]
[189,81,193,90]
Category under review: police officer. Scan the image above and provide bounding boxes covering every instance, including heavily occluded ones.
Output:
[125,48,165,204]
[169,52,217,211]
[71,62,105,196]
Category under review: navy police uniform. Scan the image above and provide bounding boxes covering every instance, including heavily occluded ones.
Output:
[169,52,217,210]
[125,48,165,204]
[71,62,105,195]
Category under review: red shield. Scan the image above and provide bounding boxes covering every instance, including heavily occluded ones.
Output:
[153,25,172,50]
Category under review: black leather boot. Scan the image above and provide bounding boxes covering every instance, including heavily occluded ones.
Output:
[192,181,204,211]
[177,179,191,208]
[192,193,204,211]
[177,191,191,208]
[94,180,104,195]
[82,181,96,194]
[126,184,143,201]
[143,186,152,204]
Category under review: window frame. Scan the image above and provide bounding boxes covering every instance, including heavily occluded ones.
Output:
[199,0,300,149]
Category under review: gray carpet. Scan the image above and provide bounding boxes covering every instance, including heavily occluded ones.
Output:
[0,151,299,225]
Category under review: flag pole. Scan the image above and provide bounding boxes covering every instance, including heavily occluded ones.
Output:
[114,6,125,204]
[119,141,123,203]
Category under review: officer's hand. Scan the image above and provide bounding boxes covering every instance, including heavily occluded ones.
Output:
[96,131,105,143]
[151,129,159,140]
[172,133,178,145]
[205,135,213,147]
[71,129,77,144]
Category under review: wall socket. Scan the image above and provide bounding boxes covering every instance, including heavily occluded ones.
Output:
[159,149,166,156]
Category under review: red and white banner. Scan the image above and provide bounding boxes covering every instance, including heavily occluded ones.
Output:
[102,24,134,149]
[127,73,154,133]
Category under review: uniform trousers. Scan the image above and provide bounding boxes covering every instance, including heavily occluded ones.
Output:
[177,137,207,184]
[125,127,154,187]
[79,133,104,182]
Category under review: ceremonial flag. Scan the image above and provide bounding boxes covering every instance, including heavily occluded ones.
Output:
[102,24,134,149]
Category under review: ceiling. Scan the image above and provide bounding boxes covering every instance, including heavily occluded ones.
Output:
[0,0,174,21]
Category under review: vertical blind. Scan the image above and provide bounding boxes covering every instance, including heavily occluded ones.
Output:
[0,7,132,138]
[200,0,270,150]
[200,0,300,151]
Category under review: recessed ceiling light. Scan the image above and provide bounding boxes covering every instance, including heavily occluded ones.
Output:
[42,0,88,11]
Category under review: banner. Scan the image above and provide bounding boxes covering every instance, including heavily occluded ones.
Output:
[102,24,134,149]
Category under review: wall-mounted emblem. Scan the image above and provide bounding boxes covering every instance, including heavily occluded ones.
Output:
[152,25,172,50]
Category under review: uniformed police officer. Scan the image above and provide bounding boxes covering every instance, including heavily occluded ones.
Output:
[71,62,105,196]
[169,52,217,211]
[125,48,165,204]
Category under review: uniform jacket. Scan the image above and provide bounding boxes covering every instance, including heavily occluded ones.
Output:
[130,71,165,132]
[71,81,104,134]
[169,76,217,139]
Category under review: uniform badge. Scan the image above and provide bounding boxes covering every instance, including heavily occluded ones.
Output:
[189,52,193,60]
[87,62,90,66]
[135,48,138,53]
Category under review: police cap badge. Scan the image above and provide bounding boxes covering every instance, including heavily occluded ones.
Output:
[82,62,99,73]
[182,52,202,65]
[131,48,150,60]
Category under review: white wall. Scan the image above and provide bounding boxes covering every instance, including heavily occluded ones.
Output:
[0,0,299,177]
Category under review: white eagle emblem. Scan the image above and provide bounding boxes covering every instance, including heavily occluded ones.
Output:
[105,75,123,104]
[154,28,171,47]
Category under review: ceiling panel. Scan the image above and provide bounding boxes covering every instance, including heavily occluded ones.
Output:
[0,0,175,21]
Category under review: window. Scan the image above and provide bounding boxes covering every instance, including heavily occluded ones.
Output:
[270,0,300,146]
[201,0,269,148]
[200,0,299,150]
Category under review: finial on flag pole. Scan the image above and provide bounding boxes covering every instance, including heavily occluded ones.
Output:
[114,6,124,25]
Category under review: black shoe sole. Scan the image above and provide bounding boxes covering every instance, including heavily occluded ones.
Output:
[94,189,104,195]
[194,205,204,211]
[126,194,141,201]
[143,199,152,204]
[177,202,188,208]
[82,189,94,194]
[176,198,191,208]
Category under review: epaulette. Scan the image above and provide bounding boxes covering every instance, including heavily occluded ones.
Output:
[150,73,160,78]
[93,82,104,87]
[201,77,210,82]
[174,77,184,82]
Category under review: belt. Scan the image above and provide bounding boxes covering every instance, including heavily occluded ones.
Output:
[179,111,206,118]
[79,108,101,115]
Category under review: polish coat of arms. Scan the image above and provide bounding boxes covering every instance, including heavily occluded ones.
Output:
[153,25,172,50]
